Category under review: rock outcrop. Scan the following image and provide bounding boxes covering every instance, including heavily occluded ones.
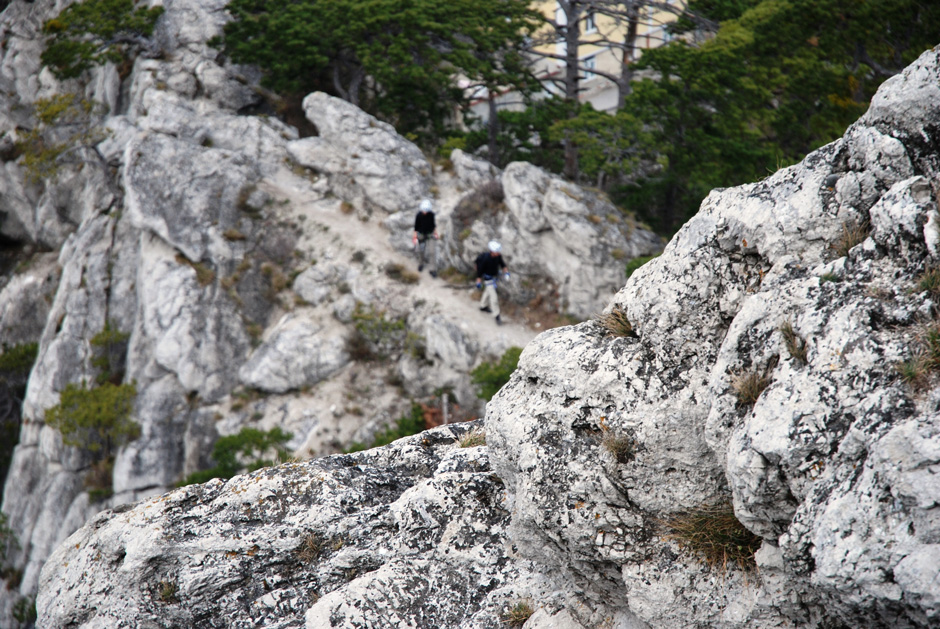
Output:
[0,0,661,624]
[32,44,940,629]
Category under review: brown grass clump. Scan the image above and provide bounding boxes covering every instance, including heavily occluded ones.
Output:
[917,266,940,298]
[778,319,807,364]
[296,532,324,563]
[223,228,246,241]
[502,599,534,627]
[602,432,635,464]
[340,201,355,214]
[459,427,486,448]
[731,369,771,405]
[594,305,637,338]
[662,502,761,573]
[157,580,178,603]
[384,263,419,284]
[831,220,870,258]
[175,254,215,286]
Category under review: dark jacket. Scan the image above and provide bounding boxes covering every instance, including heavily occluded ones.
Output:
[414,211,436,235]
[475,252,506,279]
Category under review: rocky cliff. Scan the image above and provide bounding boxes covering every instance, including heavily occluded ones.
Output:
[0,0,662,625]
[32,43,940,628]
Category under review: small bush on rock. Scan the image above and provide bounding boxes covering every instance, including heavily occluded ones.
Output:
[663,502,761,573]
[345,403,426,452]
[41,0,165,79]
[471,347,522,401]
[90,322,129,385]
[45,381,139,456]
[181,427,292,485]
[625,254,659,279]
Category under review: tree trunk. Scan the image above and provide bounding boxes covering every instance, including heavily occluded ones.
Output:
[487,92,499,165]
[562,1,583,179]
[617,2,640,108]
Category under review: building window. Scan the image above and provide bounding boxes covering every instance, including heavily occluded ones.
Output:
[582,55,596,81]
[584,11,596,33]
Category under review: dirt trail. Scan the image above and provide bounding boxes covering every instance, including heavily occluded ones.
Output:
[265,167,540,354]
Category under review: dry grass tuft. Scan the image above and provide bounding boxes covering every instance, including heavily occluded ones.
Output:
[662,502,761,573]
[831,220,870,258]
[778,319,807,364]
[459,427,486,448]
[502,599,534,627]
[917,266,940,298]
[297,532,324,563]
[602,432,635,464]
[595,305,637,338]
[384,263,419,284]
[157,580,178,603]
[731,368,772,405]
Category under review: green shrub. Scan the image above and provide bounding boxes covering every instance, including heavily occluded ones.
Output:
[181,427,292,486]
[346,303,414,362]
[45,381,138,456]
[0,343,38,489]
[625,254,659,279]
[471,347,522,401]
[0,343,38,378]
[90,322,129,384]
[345,404,426,453]
[663,502,761,573]
[41,0,165,79]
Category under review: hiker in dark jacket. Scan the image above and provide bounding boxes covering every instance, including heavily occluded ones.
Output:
[412,198,438,276]
[475,240,509,325]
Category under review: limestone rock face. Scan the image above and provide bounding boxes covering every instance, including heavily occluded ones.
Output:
[445,161,664,319]
[0,0,936,625]
[288,92,434,214]
[487,46,940,629]
[238,315,350,394]
[37,424,569,629]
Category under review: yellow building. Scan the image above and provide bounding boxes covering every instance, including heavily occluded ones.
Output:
[468,1,686,118]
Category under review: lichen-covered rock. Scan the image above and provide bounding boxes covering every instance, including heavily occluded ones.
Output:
[37,424,567,629]
[488,46,940,628]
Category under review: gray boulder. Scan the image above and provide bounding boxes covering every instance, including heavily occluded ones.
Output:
[445,162,664,319]
[288,92,433,214]
[238,315,349,394]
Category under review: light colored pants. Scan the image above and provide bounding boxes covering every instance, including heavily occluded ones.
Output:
[479,279,500,317]
[416,235,436,271]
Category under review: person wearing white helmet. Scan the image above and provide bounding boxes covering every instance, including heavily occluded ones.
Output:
[412,198,439,276]
[474,240,510,325]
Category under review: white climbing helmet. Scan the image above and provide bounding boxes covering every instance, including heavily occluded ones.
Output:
[419,199,432,212]
[488,240,502,253]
